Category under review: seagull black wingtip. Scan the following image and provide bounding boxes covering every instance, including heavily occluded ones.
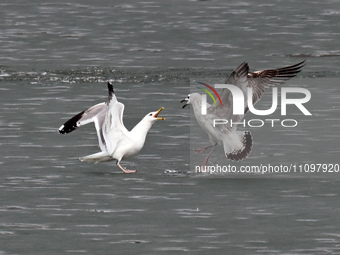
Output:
[58,110,85,134]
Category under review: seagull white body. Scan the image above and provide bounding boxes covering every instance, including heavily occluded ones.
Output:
[59,82,164,173]
[181,61,305,165]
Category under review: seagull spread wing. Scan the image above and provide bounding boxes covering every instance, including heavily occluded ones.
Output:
[207,62,249,123]
[217,61,305,115]
[219,62,249,112]
[102,83,129,154]
[246,60,305,107]
[58,102,107,151]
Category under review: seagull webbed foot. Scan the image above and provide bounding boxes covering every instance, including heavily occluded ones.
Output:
[117,161,137,174]
[199,144,217,167]
[194,144,214,154]
[122,169,137,174]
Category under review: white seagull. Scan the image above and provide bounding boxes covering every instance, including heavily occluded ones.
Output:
[59,82,165,173]
[181,61,305,165]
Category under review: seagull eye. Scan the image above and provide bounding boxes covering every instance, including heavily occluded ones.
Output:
[149,113,152,116]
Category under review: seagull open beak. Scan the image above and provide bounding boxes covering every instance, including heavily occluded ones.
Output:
[180,99,189,108]
[154,107,165,120]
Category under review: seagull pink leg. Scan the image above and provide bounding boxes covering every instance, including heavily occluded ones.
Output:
[194,144,214,154]
[200,144,217,167]
[117,161,137,174]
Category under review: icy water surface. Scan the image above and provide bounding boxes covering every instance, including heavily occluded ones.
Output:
[1,70,340,255]
[1,0,340,254]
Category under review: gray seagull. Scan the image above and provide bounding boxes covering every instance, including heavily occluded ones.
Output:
[181,61,305,166]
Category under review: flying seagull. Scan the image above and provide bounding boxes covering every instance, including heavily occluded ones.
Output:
[181,61,305,165]
[59,82,165,173]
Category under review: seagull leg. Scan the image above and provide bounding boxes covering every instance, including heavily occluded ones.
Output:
[116,161,137,174]
[194,144,214,154]
[200,143,217,167]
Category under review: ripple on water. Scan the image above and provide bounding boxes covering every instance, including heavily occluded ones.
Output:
[174,208,213,219]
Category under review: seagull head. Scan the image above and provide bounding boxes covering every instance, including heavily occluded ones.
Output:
[180,94,190,108]
[146,107,165,123]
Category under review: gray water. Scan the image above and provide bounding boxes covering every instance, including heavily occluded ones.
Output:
[1,1,340,254]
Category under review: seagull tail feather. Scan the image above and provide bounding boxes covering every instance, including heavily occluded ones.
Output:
[225,131,253,161]
[80,151,113,164]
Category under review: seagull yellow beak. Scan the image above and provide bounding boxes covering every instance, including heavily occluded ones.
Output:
[154,107,165,120]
